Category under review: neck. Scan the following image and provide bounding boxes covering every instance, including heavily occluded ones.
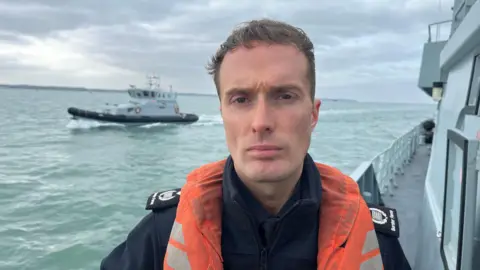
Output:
[240,165,303,215]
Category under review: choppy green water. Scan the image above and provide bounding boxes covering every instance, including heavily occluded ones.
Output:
[0,88,435,270]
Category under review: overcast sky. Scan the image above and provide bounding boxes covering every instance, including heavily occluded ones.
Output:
[0,0,454,103]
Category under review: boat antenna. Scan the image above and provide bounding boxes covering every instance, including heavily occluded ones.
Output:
[147,74,153,90]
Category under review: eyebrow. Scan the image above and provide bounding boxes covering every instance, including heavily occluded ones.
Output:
[224,87,250,98]
[270,84,303,93]
[224,84,303,97]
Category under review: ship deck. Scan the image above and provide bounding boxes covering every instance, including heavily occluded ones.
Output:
[381,144,431,267]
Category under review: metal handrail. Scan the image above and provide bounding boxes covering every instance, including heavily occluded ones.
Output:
[428,20,453,43]
[350,123,423,200]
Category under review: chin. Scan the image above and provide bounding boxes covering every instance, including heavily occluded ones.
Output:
[243,159,293,182]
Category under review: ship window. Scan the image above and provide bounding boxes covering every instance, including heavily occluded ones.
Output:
[143,91,149,97]
[441,129,478,270]
[136,92,142,98]
[467,54,480,107]
[441,140,463,269]
[150,91,155,98]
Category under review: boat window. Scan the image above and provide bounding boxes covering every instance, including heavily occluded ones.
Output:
[143,91,149,97]
[467,54,480,107]
[151,91,155,98]
[441,139,463,269]
[136,92,142,98]
[441,129,478,270]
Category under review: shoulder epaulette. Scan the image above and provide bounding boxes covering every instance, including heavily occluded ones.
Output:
[367,204,400,238]
[145,188,181,211]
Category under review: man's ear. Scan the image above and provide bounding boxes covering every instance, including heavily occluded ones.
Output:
[311,99,321,129]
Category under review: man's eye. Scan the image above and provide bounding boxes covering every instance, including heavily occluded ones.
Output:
[232,97,248,103]
[279,94,293,100]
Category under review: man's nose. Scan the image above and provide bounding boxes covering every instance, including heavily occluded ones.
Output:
[251,97,274,134]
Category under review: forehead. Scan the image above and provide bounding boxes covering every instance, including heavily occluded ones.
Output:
[218,44,309,93]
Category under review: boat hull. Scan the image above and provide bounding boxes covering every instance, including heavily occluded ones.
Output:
[67,107,199,124]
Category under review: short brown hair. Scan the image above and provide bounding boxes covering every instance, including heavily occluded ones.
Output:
[206,18,316,100]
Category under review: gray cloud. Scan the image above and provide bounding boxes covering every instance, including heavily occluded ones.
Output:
[0,0,454,102]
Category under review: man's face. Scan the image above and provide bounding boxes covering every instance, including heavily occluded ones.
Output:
[218,43,321,184]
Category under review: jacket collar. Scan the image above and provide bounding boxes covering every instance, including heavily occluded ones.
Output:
[221,154,322,215]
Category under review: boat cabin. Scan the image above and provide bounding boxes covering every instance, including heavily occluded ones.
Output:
[127,89,177,101]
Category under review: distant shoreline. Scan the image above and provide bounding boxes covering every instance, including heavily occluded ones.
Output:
[0,83,217,97]
[0,83,358,102]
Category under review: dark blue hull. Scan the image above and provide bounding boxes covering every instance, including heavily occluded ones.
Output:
[67,107,199,124]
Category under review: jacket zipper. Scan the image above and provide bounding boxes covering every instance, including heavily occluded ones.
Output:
[233,200,309,270]
[232,200,269,270]
[268,201,302,251]
[261,202,302,270]
[259,248,267,270]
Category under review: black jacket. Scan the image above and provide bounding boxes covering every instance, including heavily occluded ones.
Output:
[100,155,411,269]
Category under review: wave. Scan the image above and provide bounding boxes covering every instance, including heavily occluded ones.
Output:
[65,114,224,130]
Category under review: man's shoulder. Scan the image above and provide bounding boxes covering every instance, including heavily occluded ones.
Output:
[367,203,412,269]
[185,159,227,182]
[314,161,352,182]
[141,188,181,246]
[145,188,182,212]
[314,162,361,199]
[100,189,181,270]
[367,203,400,238]
[196,158,228,171]
[314,161,400,237]
[144,158,228,212]
[314,161,339,173]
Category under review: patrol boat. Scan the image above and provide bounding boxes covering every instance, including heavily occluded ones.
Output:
[67,75,199,125]
[349,0,480,269]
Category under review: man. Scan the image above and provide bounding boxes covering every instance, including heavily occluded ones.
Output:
[101,19,411,270]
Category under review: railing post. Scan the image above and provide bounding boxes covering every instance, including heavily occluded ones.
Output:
[350,122,424,204]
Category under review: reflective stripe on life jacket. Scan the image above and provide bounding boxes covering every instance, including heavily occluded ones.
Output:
[163,159,383,270]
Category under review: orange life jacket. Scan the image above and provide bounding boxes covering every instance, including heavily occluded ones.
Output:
[163,159,383,270]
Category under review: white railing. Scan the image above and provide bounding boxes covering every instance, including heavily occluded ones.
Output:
[350,123,423,204]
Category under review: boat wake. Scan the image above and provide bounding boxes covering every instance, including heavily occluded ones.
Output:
[191,114,223,127]
[66,114,224,130]
[66,119,126,130]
